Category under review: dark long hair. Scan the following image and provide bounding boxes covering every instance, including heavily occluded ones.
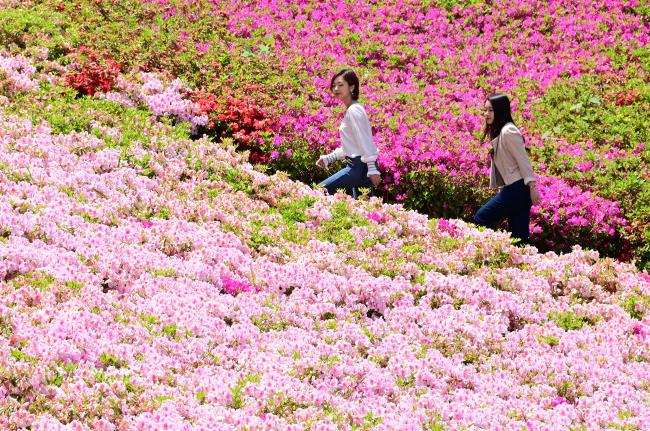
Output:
[330,69,360,100]
[483,93,516,140]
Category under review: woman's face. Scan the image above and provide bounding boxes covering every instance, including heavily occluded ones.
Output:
[484,100,494,125]
[331,77,354,103]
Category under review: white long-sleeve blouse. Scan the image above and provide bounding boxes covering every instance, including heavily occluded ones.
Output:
[321,103,380,176]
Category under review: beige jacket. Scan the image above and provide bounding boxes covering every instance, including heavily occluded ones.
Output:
[489,123,536,189]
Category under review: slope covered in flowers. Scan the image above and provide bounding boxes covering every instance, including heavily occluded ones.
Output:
[1,50,649,431]
[204,0,650,264]
[1,0,648,267]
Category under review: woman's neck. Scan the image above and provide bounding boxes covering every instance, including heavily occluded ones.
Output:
[342,97,356,109]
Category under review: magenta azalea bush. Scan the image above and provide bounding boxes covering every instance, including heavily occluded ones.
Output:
[201,0,649,261]
[0,49,649,430]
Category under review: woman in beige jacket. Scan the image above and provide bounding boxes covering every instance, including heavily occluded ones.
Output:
[474,94,541,244]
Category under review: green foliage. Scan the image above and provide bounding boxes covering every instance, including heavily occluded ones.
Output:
[263,392,309,417]
[549,311,598,331]
[123,374,139,393]
[0,5,76,58]
[139,313,159,332]
[320,311,336,320]
[10,348,37,363]
[315,201,369,245]
[261,138,323,186]
[7,82,166,154]
[434,0,483,12]
[99,352,125,368]
[351,411,383,430]
[396,168,491,221]
[251,312,289,332]
[47,372,64,387]
[395,374,416,388]
[64,280,84,291]
[423,413,446,431]
[224,169,254,193]
[278,196,317,225]
[154,395,173,406]
[0,314,13,338]
[138,205,172,220]
[247,217,277,251]
[538,334,560,346]
[24,0,296,102]
[605,410,641,431]
[31,272,56,291]
[555,379,582,404]
[229,374,260,409]
[530,71,650,220]
[621,295,650,320]
[11,271,56,291]
[162,324,179,340]
[606,424,640,431]
[150,268,177,278]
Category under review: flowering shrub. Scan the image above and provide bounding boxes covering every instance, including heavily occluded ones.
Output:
[100,72,208,132]
[0,9,647,431]
[0,51,38,94]
[193,92,276,163]
[209,95,274,144]
[64,47,121,96]
[531,177,630,256]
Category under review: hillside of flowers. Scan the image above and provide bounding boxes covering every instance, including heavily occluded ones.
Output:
[1,44,650,430]
[1,0,646,267]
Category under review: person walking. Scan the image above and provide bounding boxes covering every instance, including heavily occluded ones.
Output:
[474,93,541,244]
[316,69,381,198]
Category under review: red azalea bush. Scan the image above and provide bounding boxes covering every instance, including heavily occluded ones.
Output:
[64,47,121,96]
[214,95,274,144]
[194,90,276,163]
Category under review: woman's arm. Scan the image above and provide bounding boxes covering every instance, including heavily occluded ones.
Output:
[317,147,345,168]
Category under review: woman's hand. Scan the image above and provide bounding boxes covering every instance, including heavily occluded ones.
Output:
[316,157,326,169]
[369,174,381,187]
[529,183,541,205]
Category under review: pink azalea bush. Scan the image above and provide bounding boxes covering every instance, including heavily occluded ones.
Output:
[0,51,38,94]
[99,72,209,133]
[0,52,649,429]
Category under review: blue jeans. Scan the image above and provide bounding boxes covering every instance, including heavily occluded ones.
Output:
[474,179,532,244]
[319,156,375,198]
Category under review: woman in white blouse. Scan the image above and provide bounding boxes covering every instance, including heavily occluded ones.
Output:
[316,69,381,198]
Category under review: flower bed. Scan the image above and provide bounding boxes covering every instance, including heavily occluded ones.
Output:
[0,50,649,430]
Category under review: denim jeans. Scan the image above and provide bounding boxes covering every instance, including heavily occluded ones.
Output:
[474,179,532,244]
[319,156,375,198]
